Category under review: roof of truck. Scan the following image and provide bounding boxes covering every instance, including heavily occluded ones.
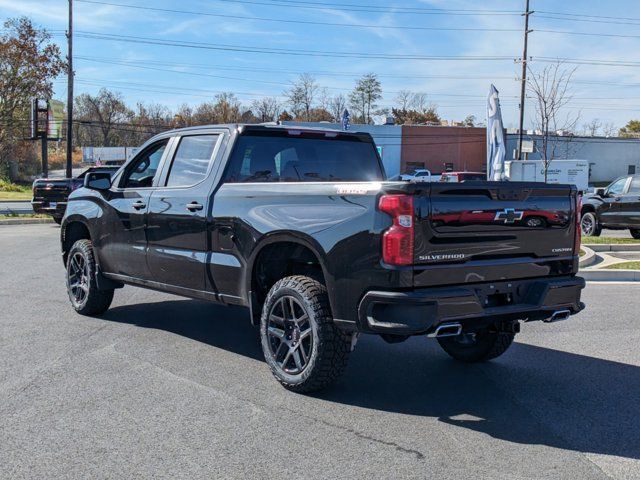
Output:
[162,123,366,137]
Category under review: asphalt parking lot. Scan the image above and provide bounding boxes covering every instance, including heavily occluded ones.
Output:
[1,224,639,479]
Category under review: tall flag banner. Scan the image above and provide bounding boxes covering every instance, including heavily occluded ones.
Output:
[341,109,350,131]
[487,84,507,181]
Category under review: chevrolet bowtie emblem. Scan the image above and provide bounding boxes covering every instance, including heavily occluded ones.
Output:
[494,208,524,224]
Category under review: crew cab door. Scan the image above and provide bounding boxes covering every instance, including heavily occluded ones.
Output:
[99,138,171,279]
[599,176,630,227]
[146,133,224,292]
[617,176,640,225]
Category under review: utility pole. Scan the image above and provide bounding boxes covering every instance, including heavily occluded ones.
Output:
[517,0,532,160]
[65,0,74,179]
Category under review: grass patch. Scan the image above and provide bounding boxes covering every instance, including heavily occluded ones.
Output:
[582,237,640,245]
[579,249,586,257]
[0,178,31,200]
[0,213,49,220]
[603,261,640,270]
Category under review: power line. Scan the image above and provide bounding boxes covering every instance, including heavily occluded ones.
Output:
[75,31,516,61]
[76,55,516,81]
[73,0,640,40]
[200,0,521,16]
[75,0,522,33]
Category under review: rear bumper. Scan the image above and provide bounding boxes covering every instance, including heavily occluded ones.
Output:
[31,200,67,217]
[357,275,585,335]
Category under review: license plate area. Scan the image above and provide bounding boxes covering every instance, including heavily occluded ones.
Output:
[475,282,517,308]
[49,202,57,208]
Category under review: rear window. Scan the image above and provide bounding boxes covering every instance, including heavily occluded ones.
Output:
[224,132,384,183]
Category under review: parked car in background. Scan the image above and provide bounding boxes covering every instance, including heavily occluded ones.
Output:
[581,174,640,237]
[439,171,486,183]
[60,124,584,392]
[32,166,119,224]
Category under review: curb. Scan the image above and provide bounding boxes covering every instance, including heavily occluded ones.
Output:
[585,243,640,252]
[579,246,596,268]
[581,269,640,282]
[0,218,54,225]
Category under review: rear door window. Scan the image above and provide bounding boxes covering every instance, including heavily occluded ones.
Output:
[224,132,384,183]
[165,135,219,187]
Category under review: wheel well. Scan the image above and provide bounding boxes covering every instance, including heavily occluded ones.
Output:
[62,222,91,265]
[581,205,595,215]
[251,242,325,319]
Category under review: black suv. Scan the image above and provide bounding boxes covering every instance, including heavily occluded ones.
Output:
[581,175,640,237]
[60,125,584,392]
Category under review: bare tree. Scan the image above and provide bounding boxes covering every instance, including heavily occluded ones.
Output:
[602,122,617,137]
[411,92,429,113]
[328,94,347,122]
[251,97,280,122]
[527,61,580,180]
[285,73,318,121]
[75,88,133,147]
[394,90,413,111]
[583,118,602,136]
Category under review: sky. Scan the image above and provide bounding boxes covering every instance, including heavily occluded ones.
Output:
[3,0,640,132]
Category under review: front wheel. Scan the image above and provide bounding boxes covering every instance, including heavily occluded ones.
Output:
[630,228,640,239]
[260,275,351,393]
[581,212,601,237]
[66,239,114,315]
[438,330,515,363]
[52,216,63,225]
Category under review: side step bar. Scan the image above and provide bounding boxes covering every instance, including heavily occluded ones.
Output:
[427,322,462,338]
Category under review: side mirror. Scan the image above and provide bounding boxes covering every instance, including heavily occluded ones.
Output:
[84,171,112,191]
[595,188,606,197]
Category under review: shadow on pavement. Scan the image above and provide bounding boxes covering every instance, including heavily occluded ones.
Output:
[103,298,640,461]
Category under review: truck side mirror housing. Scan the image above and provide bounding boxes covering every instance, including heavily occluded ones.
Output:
[84,171,112,191]
[595,188,606,197]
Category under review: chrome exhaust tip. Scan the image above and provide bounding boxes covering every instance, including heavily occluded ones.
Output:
[427,322,463,338]
[544,309,571,323]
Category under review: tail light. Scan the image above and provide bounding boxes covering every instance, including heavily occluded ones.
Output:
[379,194,414,265]
[574,194,582,254]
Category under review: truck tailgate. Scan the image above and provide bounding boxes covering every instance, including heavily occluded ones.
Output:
[412,182,578,287]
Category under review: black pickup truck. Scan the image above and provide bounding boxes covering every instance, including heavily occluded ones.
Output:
[580,174,640,238]
[60,125,585,392]
[32,167,118,224]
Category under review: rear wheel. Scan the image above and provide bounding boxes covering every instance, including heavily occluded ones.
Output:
[52,216,63,225]
[260,275,351,393]
[630,228,640,239]
[66,239,114,315]
[580,211,601,237]
[438,329,515,363]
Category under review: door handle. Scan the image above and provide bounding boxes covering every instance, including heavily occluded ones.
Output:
[132,200,146,210]
[186,201,204,212]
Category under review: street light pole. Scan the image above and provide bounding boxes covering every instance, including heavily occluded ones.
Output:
[517,0,532,160]
[66,0,74,179]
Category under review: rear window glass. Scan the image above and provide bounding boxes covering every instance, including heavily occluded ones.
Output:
[166,135,218,187]
[224,133,384,183]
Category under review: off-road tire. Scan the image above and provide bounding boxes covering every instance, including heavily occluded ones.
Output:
[580,212,601,237]
[630,228,640,239]
[52,216,63,225]
[260,275,351,393]
[438,330,515,363]
[66,239,114,315]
